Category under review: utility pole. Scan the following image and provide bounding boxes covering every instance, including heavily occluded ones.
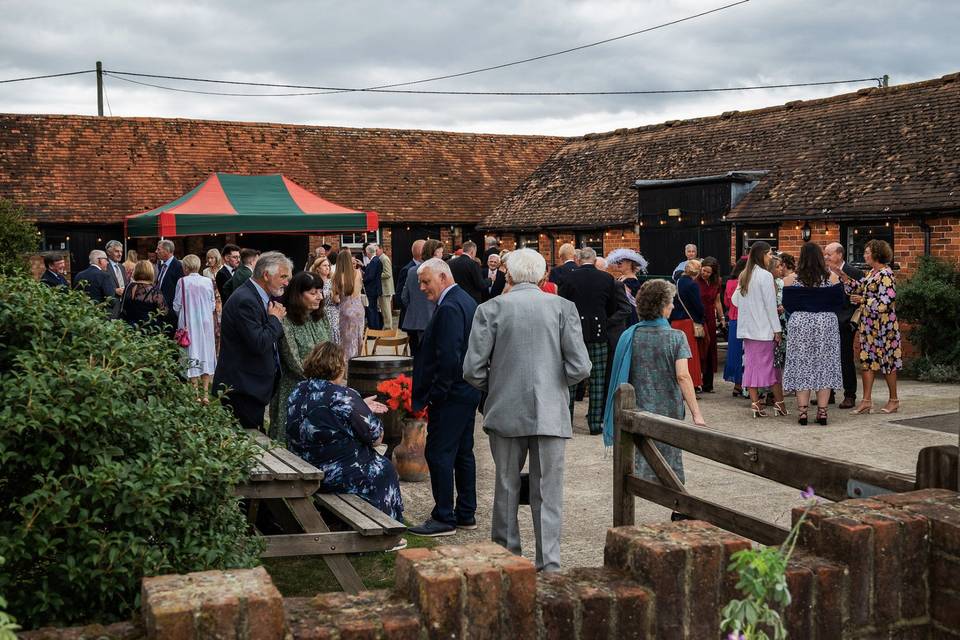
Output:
[882,74,889,88]
[96,61,103,116]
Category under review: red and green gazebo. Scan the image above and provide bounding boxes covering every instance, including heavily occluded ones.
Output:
[125,173,378,237]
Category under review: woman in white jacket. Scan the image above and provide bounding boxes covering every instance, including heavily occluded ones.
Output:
[732,241,787,418]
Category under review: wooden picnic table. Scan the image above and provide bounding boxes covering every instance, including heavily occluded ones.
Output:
[235,429,405,593]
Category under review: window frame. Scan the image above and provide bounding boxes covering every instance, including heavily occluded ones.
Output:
[841,221,895,269]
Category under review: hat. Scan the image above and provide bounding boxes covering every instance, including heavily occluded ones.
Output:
[605,248,648,274]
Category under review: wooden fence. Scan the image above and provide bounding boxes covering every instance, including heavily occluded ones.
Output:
[611,383,918,545]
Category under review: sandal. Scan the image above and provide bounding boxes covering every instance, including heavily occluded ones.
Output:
[816,407,828,426]
[773,401,789,417]
[751,401,767,418]
[851,401,873,415]
[797,405,809,426]
[880,399,900,414]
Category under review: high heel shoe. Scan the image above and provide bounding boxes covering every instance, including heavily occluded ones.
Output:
[816,407,828,426]
[880,399,900,414]
[851,401,873,415]
[751,401,767,418]
[773,401,789,416]
[797,405,809,426]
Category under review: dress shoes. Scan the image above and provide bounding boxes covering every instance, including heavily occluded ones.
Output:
[838,396,857,409]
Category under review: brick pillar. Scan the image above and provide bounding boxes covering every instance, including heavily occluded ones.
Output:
[604,520,751,638]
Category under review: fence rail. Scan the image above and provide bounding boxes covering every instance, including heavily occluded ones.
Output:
[612,383,917,545]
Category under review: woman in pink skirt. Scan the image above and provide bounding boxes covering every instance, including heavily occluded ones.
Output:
[732,241,787,418]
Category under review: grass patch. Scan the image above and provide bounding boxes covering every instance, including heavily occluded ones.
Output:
[263,535,439,597]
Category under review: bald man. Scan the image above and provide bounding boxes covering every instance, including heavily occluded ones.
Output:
[548,243,578,287]
[824,242,864,407]
[397,239,426,326]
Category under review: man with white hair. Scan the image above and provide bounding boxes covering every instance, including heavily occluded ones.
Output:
[464,249,590,571]
[214,251,291,429]
[410,258,481,537]
[73,249,115,304]
[673,244,698,280]
[558,246,621,434]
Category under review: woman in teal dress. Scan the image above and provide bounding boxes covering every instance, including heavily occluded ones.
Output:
[270,272,332,442]
[603,279,706,520]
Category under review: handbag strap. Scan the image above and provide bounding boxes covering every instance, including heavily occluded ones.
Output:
[180,278,189,316]
[676,289,697,324]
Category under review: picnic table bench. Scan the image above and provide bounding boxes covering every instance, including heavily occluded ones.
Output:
[235,429,405,593]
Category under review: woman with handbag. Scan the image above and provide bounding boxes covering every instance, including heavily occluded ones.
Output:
[119,260,167,331]
[333,249,365,361]
[696,257,725,393]
[173,254,217,403]
[732,241,787,418]
[669,260,704,390]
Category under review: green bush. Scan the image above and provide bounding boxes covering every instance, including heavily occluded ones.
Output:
[0,276,262,629]
[897,256,960,369]
[0,200,38,276]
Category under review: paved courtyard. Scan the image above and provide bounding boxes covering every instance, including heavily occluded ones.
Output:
[400,378,960,568]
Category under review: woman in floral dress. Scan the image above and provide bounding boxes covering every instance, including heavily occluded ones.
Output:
[832,239,902,415]
[286,342,403,520]
[310,257,341,345]
[333,250,365,360]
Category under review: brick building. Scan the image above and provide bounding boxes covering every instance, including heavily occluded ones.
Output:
[481,72,960,276]
[0,114,561,274]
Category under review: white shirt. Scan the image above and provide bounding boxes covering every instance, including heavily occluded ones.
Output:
[732,266,781,341]
[437,283,457,306]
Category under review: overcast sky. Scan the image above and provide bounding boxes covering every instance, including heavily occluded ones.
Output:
[1,0,957,136]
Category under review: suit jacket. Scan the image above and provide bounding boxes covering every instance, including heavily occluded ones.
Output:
[40,269,69,289]
[558,264,619,343]
[548,260,578,287]
[155,258,184,311]
[213,279,284,404]
[400,263,435,331]
[396,260,417,308]
[838,262,865,325]
[106,260,130,290]
[73,265,114,303]
[379,253,395,296]
[215,265,235,298]
[448,254,487,303]
[488,270,507,299]
[363,257,383,298]
[222,265,252,302]
[413,285,480,411]
[669,275,705,324]
[463,283,591,438]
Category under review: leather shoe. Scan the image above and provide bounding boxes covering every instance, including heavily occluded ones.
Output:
[409,519,456,537]
[839,396,857,409]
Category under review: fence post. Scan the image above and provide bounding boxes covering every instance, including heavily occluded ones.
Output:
[613,383,637,527]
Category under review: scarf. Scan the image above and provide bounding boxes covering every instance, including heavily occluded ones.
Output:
[601,317,669,446]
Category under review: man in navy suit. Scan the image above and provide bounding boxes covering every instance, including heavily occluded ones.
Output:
[362,243,384,330]
[213,251,291,429]
[39,252,69,289]
[154,239,184,332]
[73,250,115,304]
[548,243,578,287]
[410,258,481,536]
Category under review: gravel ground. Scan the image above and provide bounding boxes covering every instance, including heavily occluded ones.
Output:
[399,378,959,569]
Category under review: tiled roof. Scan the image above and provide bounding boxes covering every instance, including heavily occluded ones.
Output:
[483,72,960,229]
[0,115,562,225]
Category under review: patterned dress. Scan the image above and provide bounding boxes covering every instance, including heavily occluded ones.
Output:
[629,323,691,483]
[321,277,341,345]
[773,277,788,370]
[782,280,843,392]
[269,316,332,443]
[843,267,903,374]
[287,379,404,520]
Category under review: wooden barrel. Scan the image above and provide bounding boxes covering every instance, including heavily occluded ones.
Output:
[348,355,414,455]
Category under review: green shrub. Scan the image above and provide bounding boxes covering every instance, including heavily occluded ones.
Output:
[897,256,960,367]
[0,276,262,629]
[0,200,39,276]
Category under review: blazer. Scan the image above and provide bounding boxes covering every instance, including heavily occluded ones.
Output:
[448,254,487,303]
[155,258,184,311]
[400,263,435,331]
[413,285,480,411]
[396,260,417,308]
[215,265,235,298]
[732,266,782,341]
[363,257,383,298]
[463,283,591,438]
[73,265,114,303]
[222,265,252,302]
[106,260,130,291]
[548,260,578,287]
[379,253,395,296]
[558,264,619,343]
[40,269,69,289]
[213,279,284,404]
[669,275,706,324]
[837,262,865,325]
[488,270,507,299]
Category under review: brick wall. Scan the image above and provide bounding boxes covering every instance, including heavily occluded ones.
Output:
[23,489,960,639]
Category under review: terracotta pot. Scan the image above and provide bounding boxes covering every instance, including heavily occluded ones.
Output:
[392,418,429,482]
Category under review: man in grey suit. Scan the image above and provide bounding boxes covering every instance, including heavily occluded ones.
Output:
[400,239,434,357]
[463,249,591,572]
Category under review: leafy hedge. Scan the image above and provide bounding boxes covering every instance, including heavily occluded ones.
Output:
[0,276,262,628]
[0,199,38,276]
[897,256,960,382]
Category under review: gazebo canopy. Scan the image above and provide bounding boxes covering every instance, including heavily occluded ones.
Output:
[125,173,378,237]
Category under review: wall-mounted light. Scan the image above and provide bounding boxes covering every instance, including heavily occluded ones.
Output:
[801,222,812,242]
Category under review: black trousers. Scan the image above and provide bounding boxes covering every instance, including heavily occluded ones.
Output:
[407,330,422,358]
[222,392,268,430]
[425,400,478,526]
[839,322,858,398]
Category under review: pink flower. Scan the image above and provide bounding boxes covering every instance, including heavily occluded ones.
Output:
[801,485,816,499]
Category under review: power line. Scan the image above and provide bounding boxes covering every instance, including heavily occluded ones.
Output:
[104,71,883,97]
[0,69,95,84]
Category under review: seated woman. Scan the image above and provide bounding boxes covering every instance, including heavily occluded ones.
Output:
[286,342,404,521]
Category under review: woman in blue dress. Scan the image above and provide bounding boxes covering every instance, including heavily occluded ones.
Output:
[286,342,404,521]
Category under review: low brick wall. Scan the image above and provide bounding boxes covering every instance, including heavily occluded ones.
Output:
[20,489,960,639]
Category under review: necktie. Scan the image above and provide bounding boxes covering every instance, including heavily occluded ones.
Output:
[113,263,123,287]
[157,263,166,286]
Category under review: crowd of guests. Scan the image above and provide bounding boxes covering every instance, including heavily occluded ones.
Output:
[37,232,904,571]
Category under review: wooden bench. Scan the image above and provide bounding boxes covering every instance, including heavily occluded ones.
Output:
[235,430,406,593]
